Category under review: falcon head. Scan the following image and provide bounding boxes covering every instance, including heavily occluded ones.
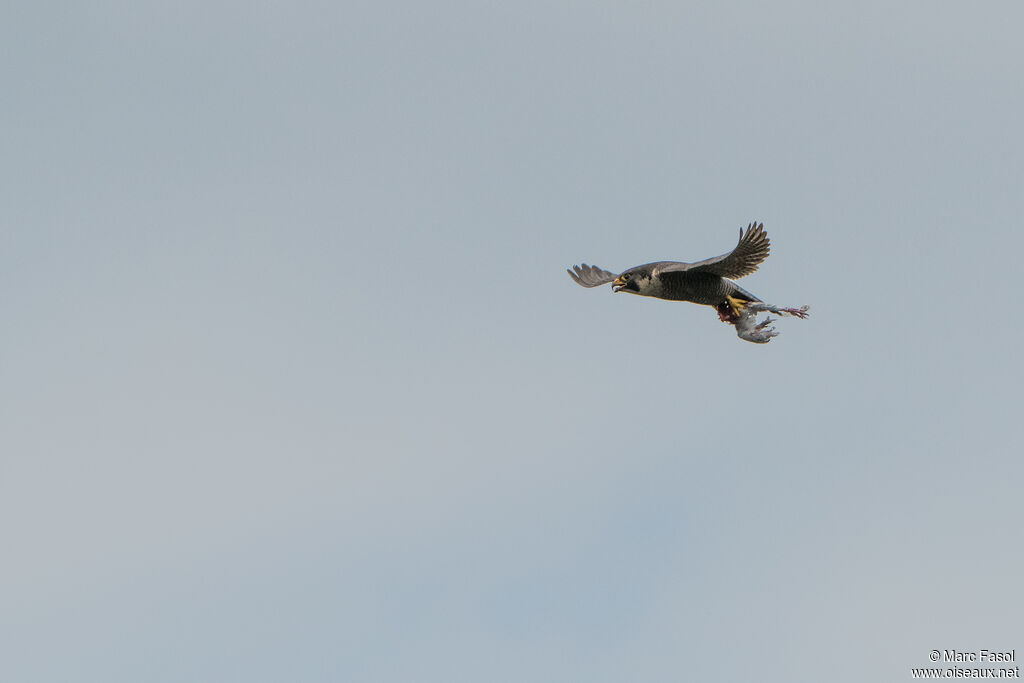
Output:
[612,267,655,295]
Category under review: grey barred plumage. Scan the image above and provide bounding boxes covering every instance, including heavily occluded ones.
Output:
[568,221,769,306]
[567,221,808,343]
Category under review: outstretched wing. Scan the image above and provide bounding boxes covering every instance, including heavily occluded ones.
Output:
[660,222,770,280]
[567,263,617,287]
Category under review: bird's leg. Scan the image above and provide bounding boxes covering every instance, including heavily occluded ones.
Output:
[778,306,810,319]
[744,302,810,319]
[725,295,747,318]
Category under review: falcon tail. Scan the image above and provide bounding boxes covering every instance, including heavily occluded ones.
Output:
[729,282,761,304]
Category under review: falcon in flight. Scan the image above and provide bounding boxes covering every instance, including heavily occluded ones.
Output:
[568,222,808,342]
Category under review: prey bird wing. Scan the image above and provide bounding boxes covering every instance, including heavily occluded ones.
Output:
[567,263,617,288]
[658,222,770,280]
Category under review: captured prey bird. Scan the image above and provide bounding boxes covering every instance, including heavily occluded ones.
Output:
[567,222,809,343]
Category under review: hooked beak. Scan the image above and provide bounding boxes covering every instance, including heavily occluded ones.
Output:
[612,275,625,292]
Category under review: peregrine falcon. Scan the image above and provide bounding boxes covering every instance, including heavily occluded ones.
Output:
[568,222,809,343]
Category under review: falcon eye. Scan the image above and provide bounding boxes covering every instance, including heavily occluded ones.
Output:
[622,273,631,280]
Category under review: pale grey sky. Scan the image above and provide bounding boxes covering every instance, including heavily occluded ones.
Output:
[2,2,1022,681]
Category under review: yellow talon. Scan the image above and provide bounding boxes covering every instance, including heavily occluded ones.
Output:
[726,295,746,317]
